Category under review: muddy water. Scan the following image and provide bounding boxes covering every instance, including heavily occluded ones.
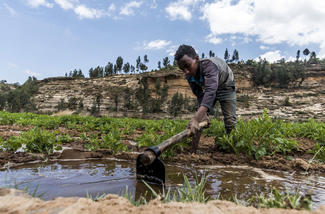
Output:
[1,159,325,208]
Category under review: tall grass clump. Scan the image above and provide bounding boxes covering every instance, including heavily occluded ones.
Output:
[130,174,209,205]
[248,188,312,210]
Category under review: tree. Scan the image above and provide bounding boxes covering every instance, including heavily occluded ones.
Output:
[89,68,94,78]
[309,51,317,63]
[116,56,123,73]
[130,65,135,74]
[303,48,310,57]
[139,63,148,72]
[296,50,300,61]
[93,66,103,78]
[77,69,84,78]
[209,50,215,57]
[123,62,130,74]
[224,48,230,62]
[144,54,149,63]
[310,51,316,59]
[136,56,141,72]
[113,64,118,74]
[201,53,205,58]
[231,49,239,62]
[104,62,113,76]
[162,57,170,68]
[168,92,184,117]
[158,61,161,69]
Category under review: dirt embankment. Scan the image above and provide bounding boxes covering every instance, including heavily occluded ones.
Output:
[0,188,324,214]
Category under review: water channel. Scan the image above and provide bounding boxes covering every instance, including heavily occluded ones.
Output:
[1,159,325,208]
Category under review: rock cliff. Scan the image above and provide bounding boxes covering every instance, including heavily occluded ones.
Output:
[32,64,325,121]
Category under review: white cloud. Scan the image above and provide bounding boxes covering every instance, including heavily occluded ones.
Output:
[167,45,178,56]
[256,50,285,63]
[54,0,75,10]
[108,3,116,12]
[74,4,106,19]
[24,69,40,77]
[201,0,325,59]
[287,56,296,62]
[205,34,222,44]
[165,0,202,21]
[27,0,53,8]
[260,45,269,50]
[143,40,172,50]
[26,0,114,20]
[4,3,17,16]
[120,1,142,16]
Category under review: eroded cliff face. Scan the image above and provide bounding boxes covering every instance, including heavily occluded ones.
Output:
[32,65,325,121]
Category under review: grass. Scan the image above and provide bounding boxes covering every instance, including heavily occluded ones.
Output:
[248,188,312,210]
[122,173,209,206]
[85,191,107,202]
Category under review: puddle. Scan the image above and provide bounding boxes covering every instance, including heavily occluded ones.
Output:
[1,159,325,208]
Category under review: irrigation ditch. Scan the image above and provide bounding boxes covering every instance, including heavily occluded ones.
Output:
[0,111,325,213]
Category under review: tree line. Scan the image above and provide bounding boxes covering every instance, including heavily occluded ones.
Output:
[64,48,242,78]
[0,77,38,112]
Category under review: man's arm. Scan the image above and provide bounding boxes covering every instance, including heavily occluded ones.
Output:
[199,60,219,111]
[188,60,219,134]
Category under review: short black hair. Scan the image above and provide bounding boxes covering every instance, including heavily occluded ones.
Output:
[174,44,197,61]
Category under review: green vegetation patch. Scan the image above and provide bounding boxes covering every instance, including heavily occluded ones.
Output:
[0,111,324,160]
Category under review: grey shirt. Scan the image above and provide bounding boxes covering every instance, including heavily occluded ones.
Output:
[186,57,235,111]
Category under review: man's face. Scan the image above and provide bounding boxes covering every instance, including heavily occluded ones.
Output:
[177,54,199,77]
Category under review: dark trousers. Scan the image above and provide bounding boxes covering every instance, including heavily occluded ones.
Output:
[213,89,237,134]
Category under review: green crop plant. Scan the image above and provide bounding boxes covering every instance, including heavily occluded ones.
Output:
[57,134,73,144]
[21,127,60,154]
[293,120,325,143]
[84,134,101,151]
[215,110,299,159]
[0,136,23,152]
[101,132,129,154]
[1,110,324,159]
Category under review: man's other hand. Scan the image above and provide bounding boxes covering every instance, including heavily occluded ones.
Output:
[187,118,200,135]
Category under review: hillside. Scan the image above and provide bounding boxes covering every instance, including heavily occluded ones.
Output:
[30,64,325,121]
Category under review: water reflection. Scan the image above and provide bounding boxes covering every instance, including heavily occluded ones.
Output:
[1,160,325,209]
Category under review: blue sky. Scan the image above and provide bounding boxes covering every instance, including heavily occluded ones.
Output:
[1,0,324,83]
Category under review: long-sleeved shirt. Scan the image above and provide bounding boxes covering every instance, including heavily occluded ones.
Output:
[186,57,235,111]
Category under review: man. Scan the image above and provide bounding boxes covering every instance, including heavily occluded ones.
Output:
[174,44,237,139]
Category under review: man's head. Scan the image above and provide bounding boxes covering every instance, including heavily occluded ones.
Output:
[174,44,199,77]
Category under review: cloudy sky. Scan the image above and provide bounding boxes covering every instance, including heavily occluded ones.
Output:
[1,0,324,83]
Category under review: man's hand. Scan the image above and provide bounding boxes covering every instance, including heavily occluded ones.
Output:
[201,114,210,127]
[187,117,200,135]
[187,105,209,135]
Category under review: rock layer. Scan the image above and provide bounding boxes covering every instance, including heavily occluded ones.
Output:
[33,65,325,121]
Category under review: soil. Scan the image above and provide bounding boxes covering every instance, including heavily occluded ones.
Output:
[0,188,324,214]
